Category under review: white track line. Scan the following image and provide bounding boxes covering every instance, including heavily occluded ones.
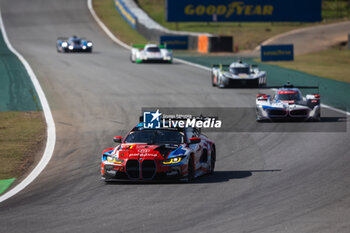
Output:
[173,58,211,71]
[0,11,56,203]
[87,0,349,116]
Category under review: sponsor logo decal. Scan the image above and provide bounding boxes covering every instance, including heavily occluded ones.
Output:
[144,109,162,129]
[144,109,222,129]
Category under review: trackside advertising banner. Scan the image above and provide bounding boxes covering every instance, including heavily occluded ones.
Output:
[261,44,294,61]
[160,36,189,50]
[166,0,322,22]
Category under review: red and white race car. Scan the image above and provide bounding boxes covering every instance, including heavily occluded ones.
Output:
[101,122,216,182]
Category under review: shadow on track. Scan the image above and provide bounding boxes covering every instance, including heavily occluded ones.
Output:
[103,169,281,185]
[258,116,346,123]
[319,117,347,122]
[193,169,281,184]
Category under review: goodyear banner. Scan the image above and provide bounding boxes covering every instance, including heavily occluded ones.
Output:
[160,36,189,50]
[166,0,321,22]
[261,44,294,61]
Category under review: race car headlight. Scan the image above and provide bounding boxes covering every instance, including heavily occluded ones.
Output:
[162,157,182,165]
[87,42,92,47]
[68,45,74,50]
[62,42,68,47]
[107,156,124,164]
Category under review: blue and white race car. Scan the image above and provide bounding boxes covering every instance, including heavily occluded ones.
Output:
[56,36,93,53]
[256,83,321,122]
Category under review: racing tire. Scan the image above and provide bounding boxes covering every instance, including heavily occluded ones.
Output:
[256,109,264,122]
[256,115,265,122]
[313,114,321,122]
[102,176,112,183]
[184,156,195,183]
[104,180,113,184]
[211,73,216,87]
[209,148,216,174]
[218,77,225,88]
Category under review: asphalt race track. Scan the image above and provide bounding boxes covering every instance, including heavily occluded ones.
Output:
[1,1,350,232]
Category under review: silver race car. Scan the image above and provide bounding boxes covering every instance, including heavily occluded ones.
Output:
[256,82,321,122]
[130,43,173,63]
[211,60,267,88]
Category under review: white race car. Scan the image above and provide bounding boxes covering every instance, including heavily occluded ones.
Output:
[130,43,173,63]
[211,60,266,88]
[256,82,321,122]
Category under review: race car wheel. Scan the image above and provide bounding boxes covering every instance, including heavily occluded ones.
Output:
[130,54,135,63]
[314,114,321,122]
[256,115,265,122]
[209,148,216,174]
[256,109,264,122]
[218,77,225,88]
[185,156,195,182]
[211,73,216,86]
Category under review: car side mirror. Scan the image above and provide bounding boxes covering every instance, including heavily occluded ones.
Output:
[189,137,201,144]
[113,136,123,143]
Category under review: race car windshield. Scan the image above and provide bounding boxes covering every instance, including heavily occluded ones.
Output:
[124,130,184,145]
[276,93,302,101]
[147,47,160,52]
[73,39,81,45]
[230,67,250,74]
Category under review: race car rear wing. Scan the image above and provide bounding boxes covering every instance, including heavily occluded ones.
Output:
[212,64,230,68]
[259,81,319,90]
[212,64,259,68]
[211,64,230,71]
[132,44,167,49]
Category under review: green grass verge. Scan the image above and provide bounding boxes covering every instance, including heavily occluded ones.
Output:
[137,0,348,50]
[266,47,350,83]
[0,112,46,180]
[0,178,16,195]
[93,0,147,45]
[322,0,350,19]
